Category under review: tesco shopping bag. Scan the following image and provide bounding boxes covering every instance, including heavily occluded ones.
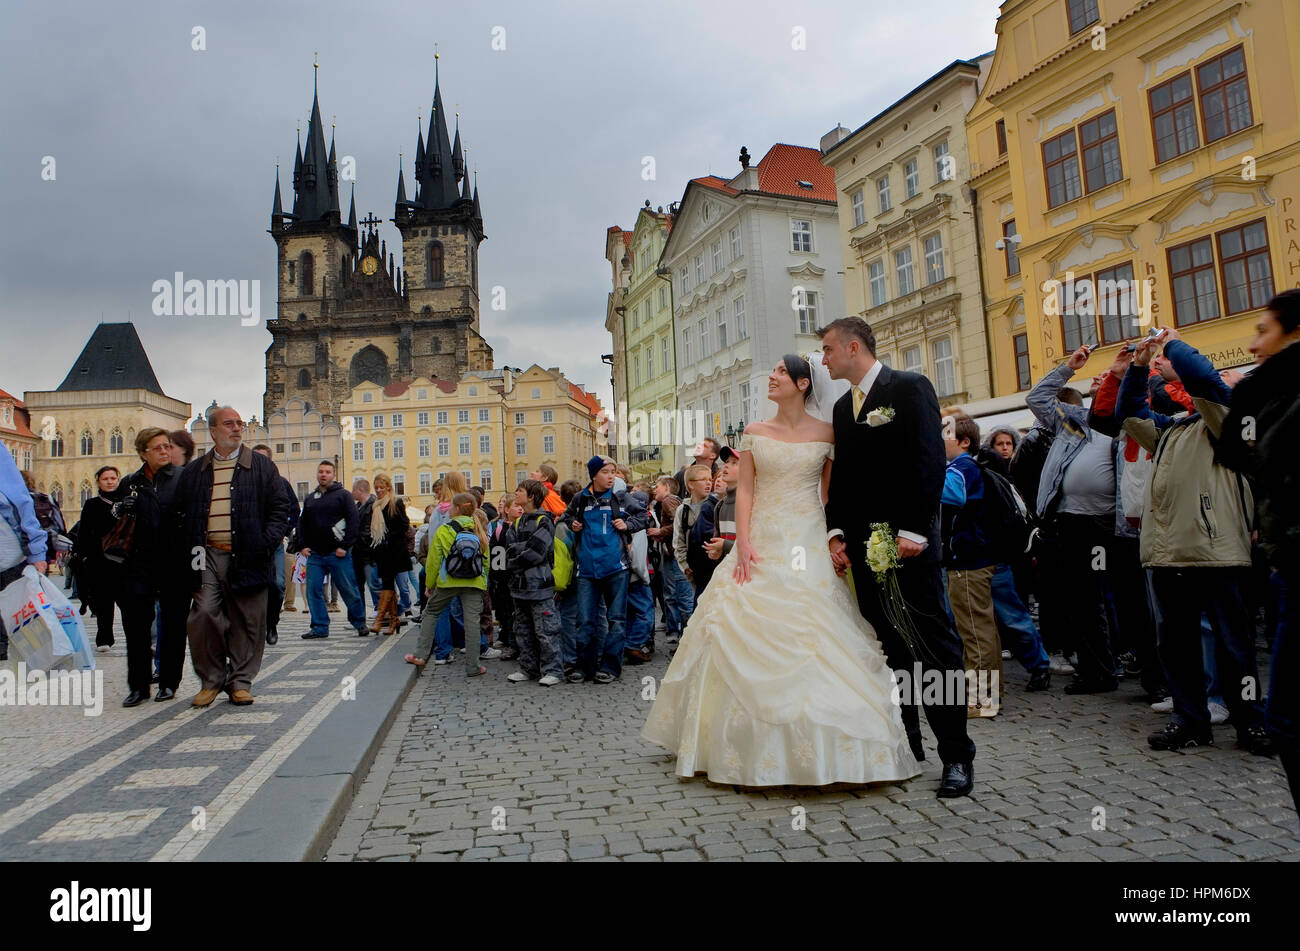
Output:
[0,566,75,671]
[36,571,96,670]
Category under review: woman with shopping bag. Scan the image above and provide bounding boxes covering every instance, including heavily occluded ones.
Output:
[115,428,186,707]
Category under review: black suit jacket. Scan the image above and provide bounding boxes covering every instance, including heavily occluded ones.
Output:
[825,363,946,564]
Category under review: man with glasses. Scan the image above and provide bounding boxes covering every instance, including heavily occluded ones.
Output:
[173,406,289,707]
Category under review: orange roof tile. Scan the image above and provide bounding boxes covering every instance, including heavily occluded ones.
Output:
[753,144,837,201]
[692,175,739,196]
[383,381,410,398]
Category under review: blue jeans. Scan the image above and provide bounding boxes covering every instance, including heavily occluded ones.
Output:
[992,564,1049,674]
[577,571,628,678]
[433,595,467,661]
[273,543,286,592]
[363,562,382,611]
[660,558,694,637]
[625,579,654,651]
[396,570,414,613]
[306,551,366,635]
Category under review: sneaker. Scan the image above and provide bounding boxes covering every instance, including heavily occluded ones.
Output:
[326,603,340,613]
[1148,722,1213,751]
[481,647,503,659]
[506,671,530,683]
[433,656,453,666]
[1237,725,1276,756]
[301,631,328,640]
[1000,649,1011,660]
[624,648,651,665]
[1150,696,1174,713]
[1119,651,1142,677]
[1208,701,1230,725]
[1049,654,1075,675]
[538,675,562,687]
[565,669,586,684]
[593,671,616,684]
[1026,670,1051,692]
[491,640,506,649]
[96,645,112,654]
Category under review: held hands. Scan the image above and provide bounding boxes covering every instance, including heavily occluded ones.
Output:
[704,537,725,561]
[732,539,759,585]
[828,537,849,576]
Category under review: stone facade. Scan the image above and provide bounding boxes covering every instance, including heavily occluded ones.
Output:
[822,56,993,406]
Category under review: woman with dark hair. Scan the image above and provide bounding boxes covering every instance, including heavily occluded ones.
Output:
[168,430,196,467]
[367,474,412,635]
[117,428,185,706]
[70,465,124,651]
[1220,288,1300,812]
[643,355,920,787]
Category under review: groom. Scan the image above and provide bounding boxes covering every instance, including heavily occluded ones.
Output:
[819,317,976,798]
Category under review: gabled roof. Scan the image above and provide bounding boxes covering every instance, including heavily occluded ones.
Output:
[57,323,165,396]
[0,387,34,439]
[753,144,836,201]
[692,175,738,196]
[383,381,411,398]
[568,382,602,418]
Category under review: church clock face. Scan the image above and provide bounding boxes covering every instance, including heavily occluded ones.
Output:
[360,255,379,275]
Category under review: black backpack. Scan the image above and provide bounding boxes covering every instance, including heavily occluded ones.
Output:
[441,522,484,580]
[975,461,1036,563]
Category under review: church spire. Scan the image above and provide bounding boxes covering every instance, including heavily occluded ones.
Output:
[347,182,356,230]
[452,114,465,182]
[395,155,408,208]
[294,60,334,223]
[419,51,460,210]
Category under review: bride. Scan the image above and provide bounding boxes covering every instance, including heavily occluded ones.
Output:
[642,354,920,787]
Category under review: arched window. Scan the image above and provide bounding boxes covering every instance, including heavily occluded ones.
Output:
[299,251,314,295]
[80,430,93,456]
[470,247,476,288]
[49,431,64,458]
[298,368,311,389]
[79,481,93,505]
[432,336,441,353]
[109,429,123,454]
[49,482,63,507]
[427,242,444,284]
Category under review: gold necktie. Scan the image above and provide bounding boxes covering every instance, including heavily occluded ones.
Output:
[852,386,865,418]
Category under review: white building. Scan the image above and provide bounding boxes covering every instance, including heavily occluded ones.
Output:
[661,144,844,439]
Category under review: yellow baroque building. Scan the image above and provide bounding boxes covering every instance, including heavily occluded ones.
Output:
[339,366,601,508]
[967,0,1300,395]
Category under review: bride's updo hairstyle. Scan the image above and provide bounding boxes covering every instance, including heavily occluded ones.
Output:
[781,353,814,403]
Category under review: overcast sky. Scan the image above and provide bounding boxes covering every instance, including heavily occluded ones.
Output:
[0,0,999,421]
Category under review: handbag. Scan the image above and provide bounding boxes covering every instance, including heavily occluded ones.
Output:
[101,490,138,564]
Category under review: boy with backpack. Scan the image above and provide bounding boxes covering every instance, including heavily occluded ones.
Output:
[553,479,586,675]
[941,412,1003,717]
[562,456,647,684]
[505,480,565,686]
[406,493,490,676]
[674,463,717,604]
[623,489,655,665]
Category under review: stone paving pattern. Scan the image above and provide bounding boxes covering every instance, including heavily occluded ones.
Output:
[329,638,1300,862]
[0,601,401,861]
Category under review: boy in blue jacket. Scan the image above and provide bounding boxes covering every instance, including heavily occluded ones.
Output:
[562,456,647,683]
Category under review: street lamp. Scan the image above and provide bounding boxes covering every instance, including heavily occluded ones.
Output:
[725,424,735,445]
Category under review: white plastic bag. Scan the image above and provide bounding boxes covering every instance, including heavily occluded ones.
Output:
[36,571,96,670]
[1,566,75,671]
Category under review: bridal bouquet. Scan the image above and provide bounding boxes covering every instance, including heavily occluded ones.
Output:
[865,523,932,662]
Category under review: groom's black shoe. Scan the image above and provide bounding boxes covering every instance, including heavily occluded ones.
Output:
[936,762,974,799]
[907,732,926,762]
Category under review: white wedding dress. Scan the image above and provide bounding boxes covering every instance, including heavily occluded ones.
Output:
[642,432,921,787]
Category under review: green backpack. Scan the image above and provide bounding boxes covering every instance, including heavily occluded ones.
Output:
[552,522,575,593]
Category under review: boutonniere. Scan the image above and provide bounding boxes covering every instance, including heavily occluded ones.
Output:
[866,406,895,427]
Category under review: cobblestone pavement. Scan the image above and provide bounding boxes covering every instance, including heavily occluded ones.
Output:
[0,597,407,861]
[329,634,1300,862]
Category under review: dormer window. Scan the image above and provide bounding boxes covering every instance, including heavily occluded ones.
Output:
[796,180,814,190]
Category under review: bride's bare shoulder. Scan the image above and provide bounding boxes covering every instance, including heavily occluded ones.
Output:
[743,420,773,437]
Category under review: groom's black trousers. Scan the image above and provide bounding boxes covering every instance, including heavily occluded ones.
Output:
[849,550,976,767]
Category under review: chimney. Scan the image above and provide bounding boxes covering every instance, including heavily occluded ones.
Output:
[820,124,851,154]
